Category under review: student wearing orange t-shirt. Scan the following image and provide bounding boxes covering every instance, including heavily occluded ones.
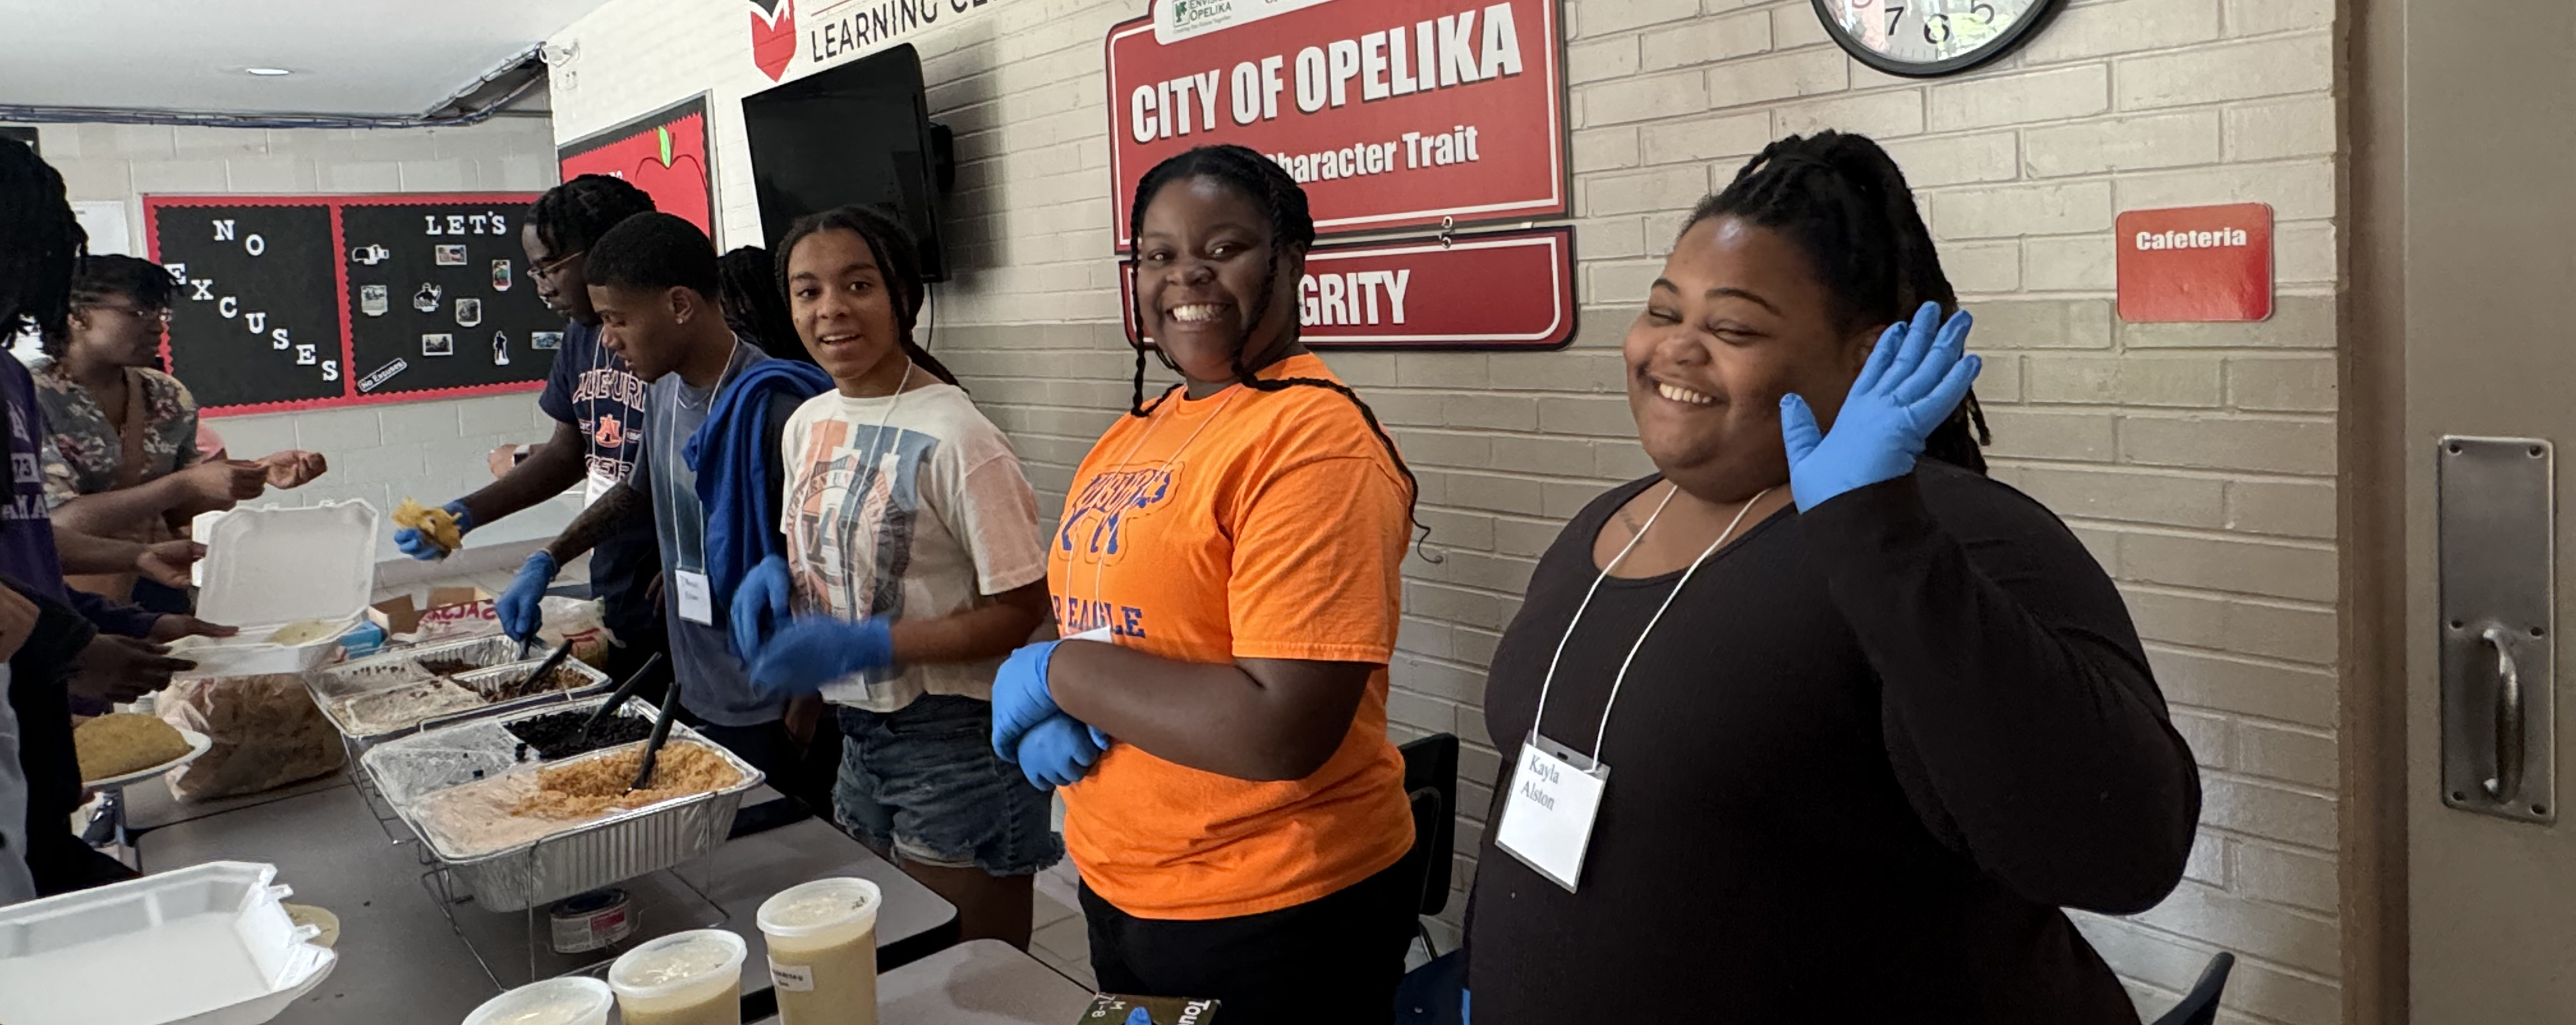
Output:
[986,145,1420,1023]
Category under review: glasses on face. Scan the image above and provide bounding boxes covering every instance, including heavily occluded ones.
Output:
[81,305,172,326]
[531,249,586,279]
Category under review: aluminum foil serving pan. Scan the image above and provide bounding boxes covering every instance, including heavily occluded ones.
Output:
[309,641,611,751]
[359,697,765,913]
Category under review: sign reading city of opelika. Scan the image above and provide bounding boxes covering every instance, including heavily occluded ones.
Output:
[1105,0,1568,249]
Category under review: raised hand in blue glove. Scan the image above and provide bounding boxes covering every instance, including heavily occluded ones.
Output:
[730,555,792,660]
[988,640,1062,762]
[394,500,474,560]
[1124,1006,1154,1025]
[1779,301,1981,512]
[498,551,556,642]
[1015,713,1107,790]
[747,616,893,697]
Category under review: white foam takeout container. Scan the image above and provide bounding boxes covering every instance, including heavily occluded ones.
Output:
[165,500,379,677]
[0,860,337,1025]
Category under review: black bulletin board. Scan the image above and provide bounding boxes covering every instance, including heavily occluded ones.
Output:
[146,193,560,415]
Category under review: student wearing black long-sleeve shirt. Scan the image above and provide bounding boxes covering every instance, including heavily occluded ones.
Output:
[1464,132,2200,1024]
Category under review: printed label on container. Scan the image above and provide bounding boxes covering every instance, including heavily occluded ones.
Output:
[770,959,815,992]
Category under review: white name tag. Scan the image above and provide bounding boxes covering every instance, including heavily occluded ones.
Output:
[582,468,617,507]
[675,569,714,626]
[1068,626,1115,644]
[1493,734,1610,893]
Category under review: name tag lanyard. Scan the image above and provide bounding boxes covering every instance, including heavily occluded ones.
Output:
[1495,482,1771,893]
[662,340,744,626]
[581,334,624,505]
[1082,386,1239,629]
[833,364,915,693]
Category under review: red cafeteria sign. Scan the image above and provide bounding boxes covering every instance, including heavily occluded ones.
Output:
[2115,203,2274,323]
[1105,0,1566,249]
[1121,226,1575,350]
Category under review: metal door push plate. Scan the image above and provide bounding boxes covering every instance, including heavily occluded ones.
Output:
[2438,436,2557,824]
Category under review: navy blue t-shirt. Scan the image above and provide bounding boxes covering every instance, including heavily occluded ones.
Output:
[538,321,662,639]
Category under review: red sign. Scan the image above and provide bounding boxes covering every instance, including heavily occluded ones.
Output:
[1121,226,1575,349]
[557,96,716,242]
[1106,0,1566,249]
[2115,203,2273,323]
[749,0,796,81]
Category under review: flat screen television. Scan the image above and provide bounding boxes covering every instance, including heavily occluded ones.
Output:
[742,43,951,281]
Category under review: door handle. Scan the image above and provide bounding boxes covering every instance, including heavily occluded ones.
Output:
[2481,626,2526,801]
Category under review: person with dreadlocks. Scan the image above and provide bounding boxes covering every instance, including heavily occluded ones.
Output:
[397,174,667,689]
[727,204,1057,948]
[716,245,815,366]
[1459,132,2199,1023]
[34,254,325,612]
[0,137,208,898]
[982,144,1419,1022]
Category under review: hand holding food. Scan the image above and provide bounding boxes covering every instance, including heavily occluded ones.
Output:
[180,458,269,509]
[258,449,329,489]
[394,498,473,560]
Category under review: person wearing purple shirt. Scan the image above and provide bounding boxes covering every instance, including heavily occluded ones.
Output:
[3,137,220,897]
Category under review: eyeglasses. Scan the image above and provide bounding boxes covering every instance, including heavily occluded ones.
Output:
[531,249,586,279]
[80,305,172,325]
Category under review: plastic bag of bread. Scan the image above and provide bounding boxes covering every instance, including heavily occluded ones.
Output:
[157,674,346,801]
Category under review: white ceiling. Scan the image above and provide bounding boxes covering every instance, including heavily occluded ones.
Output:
[0,0,612,116]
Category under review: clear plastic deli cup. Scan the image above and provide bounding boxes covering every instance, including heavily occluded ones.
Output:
[608,929,749,1025]
[756,877,883,1025]
[461,976,614,1025]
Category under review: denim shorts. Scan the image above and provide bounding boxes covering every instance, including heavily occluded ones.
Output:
[833,695,1063,876]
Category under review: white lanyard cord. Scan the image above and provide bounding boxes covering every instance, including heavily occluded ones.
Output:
[1089,385,1239,614]
[1529,483,1772,765]
[662,339,746,571]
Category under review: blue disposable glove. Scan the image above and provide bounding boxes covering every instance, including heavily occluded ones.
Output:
[731,555,792,660]
[394,500,474,560]
[1462,989,1471,1024]
[498,551,556,642]
[1124,1009,1153,1025]
[1014,713,1106,790]
[1779,302,1982,512]
[988,640,1062,762]
[748,617,894,697]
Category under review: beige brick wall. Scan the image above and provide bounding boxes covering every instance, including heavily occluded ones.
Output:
[5,118,571,550]
[552,1,2342,1019]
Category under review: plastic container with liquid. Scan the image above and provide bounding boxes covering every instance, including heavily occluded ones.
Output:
[756,877,882,1025]
[608,929,747,1025]
[461,976,613,1025]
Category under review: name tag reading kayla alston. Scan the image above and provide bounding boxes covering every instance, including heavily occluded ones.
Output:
[1493,732,1610,893]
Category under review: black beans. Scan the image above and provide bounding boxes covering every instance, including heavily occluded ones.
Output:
[505,710,654,760]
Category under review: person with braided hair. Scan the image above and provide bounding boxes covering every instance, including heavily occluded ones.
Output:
[729,204,1061,948]
[716,245,816,366]
[984,144,1418,1022]
[399,174,668,690]
[1460,131,2200,1022]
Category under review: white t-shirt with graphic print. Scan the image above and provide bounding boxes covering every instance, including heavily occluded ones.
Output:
[779,381,1048,713]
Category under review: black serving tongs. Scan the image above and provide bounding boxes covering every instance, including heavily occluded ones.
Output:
[576,651,663,748]
[521,640,579,697]
[629,670,685,792]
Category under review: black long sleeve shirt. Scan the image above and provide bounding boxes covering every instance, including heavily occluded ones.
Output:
[1466,466,2200,1024]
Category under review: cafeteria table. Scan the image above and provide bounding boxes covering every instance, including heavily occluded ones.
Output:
[756,939,1100,1025]
[135,781,958,1024]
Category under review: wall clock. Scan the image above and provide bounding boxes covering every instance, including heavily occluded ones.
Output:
[1812,0,2067,78]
